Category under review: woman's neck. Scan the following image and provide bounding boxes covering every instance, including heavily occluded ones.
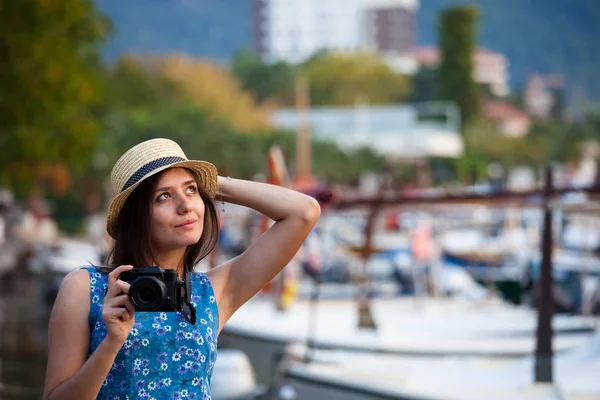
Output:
[154,248,187,277]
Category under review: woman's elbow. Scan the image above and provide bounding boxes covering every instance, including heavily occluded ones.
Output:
[301,196,321,225]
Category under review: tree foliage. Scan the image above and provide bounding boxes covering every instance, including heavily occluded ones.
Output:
[304,52,412,106]
[0,0,110,193]
[439,5,481,129]
[232,50,296,105]
[94,102,386,184]
[232,50,412,108]
[103,56,183,112]
[456,113,600,183]
[152,55,272,132]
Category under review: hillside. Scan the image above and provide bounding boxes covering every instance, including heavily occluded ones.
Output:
[96,0,600,99]
[97,0,252,63]
[417,0,600,100]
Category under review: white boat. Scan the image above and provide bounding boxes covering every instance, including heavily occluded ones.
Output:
[28,238,102,275]
[219,296,598,388]
[210,349,266,400]
[281,323,600,400]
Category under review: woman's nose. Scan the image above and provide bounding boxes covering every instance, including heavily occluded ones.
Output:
[176,194,192,214]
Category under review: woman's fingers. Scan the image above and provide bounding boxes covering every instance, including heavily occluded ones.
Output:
[115,280,131,295]
[102,306,129,320]
[104,293,129,308]
[121,303,135,322]
[106,279,131,298]
[123,298,135,316]
[102,266,138,328]
[103,294,136,320]
[120,308,133,322]
[108,265,134,287]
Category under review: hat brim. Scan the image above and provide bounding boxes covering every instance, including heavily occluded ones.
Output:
[106,160,218,239]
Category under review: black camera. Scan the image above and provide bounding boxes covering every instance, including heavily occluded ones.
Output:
[119,266,184,312]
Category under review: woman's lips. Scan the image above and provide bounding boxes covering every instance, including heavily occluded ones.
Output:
[176,220,197,229]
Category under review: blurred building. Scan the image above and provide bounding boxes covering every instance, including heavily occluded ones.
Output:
[482,100,531,137]
[523,74,565,120]
[411,46,510,97]
[254,0,418,64]
[270,102,463,158]
[363,2,415,55]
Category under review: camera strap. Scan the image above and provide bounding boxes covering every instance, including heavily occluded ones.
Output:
[182,271,197,325]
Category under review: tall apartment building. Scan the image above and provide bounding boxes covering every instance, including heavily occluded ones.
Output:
[363,3,414,56]
[254,0,418,64]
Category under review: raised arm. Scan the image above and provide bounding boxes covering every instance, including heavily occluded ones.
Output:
[43,266,135,400]
[207,177,320,332]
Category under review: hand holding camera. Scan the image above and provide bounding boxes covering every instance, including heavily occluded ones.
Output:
[119,266,196,325]
[102,265,136,347]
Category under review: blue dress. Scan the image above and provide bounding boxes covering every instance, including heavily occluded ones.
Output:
[83,266,219,400]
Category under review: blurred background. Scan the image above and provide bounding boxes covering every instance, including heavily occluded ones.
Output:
[1,0,600,399]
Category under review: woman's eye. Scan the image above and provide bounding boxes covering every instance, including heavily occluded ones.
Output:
[157,193,170,202]
[186,186,197,194]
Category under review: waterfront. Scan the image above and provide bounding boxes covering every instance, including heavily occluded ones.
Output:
[0,268,56,399]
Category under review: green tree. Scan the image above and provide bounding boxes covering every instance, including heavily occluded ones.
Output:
[463,118,541,180]
[410,66,442,103]
[103,56,183,112]
[526,121,587,165]
[459,118,596,184]
[232,50,296,105]
[303,52,412,106]
[98,102,386,184]
[0,0,110,194]
[439,6,480,129]
[156,54,272,132]
[311,141,386,183]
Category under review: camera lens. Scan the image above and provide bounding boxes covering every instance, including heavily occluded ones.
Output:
[139,286,156,302]
[129,277,166,311]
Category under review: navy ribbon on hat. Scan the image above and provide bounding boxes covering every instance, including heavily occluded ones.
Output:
[121,156,186,193]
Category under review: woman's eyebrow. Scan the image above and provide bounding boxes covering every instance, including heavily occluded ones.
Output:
[155,180,196,193]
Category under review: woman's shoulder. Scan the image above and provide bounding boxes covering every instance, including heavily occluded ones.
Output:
[191,270,210,282]
[78,265,110,279]
[60,266,107,290]
[58,268,93,298]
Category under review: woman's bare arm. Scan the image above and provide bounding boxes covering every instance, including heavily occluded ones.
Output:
[43,267,133,400]
[207,177,321,331]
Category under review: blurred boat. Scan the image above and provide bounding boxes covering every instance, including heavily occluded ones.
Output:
[280,328,600,400]
[219,296,598,389]
[528,249,600,314]
[441,226,531,274]
[28,238,102,275]
[440,223,600,313]
[210,349,268,400]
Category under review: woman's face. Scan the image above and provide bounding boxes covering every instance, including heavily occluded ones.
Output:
[150,168,205,252]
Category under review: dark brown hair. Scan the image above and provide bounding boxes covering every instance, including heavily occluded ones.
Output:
[103,168,219,276]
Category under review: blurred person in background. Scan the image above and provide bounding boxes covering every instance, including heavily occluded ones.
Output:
[42,138,320,399]
[0,202,6,246]
[14,194,60,246]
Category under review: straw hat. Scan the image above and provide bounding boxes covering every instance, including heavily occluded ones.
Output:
[106,138,218,238]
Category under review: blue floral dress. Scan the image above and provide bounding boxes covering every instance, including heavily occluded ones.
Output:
[83,266,219,400]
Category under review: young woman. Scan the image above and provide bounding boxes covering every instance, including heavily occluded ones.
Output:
[42,138,321,399]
